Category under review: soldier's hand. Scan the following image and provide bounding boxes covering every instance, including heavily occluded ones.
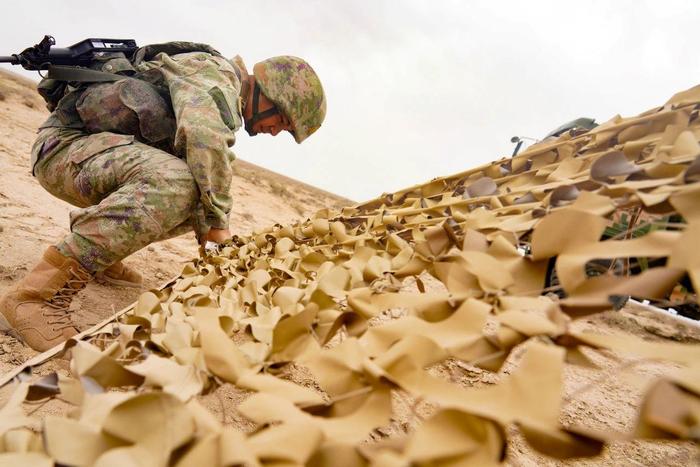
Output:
[205,228,231,244]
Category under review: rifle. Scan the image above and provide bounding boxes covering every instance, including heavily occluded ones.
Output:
[0,35,138,72]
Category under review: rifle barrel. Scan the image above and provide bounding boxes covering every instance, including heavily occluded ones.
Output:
[0,56,19,65]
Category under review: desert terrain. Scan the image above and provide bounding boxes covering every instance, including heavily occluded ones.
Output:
[0,68,698,466]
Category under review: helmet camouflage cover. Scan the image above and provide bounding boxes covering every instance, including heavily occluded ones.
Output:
[253,56,326,143]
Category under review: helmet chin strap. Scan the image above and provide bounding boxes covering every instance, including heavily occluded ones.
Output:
[245,83,279,135]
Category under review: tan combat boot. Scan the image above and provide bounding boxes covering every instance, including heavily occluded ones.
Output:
[95,261,143,288]
[0,246,90,352]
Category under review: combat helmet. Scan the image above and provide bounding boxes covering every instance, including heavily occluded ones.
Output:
[252,56,326,143]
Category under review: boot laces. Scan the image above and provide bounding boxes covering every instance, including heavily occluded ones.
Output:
[43,267,90,331]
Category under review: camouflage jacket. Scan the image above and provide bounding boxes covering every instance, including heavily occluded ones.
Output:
[135,51,243,230]
[39,49,244,232]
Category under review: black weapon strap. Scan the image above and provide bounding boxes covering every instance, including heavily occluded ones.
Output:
[46,65,127,83]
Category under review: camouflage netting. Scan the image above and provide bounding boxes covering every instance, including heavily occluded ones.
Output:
[1,84,700,466]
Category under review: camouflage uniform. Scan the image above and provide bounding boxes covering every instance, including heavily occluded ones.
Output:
[32,51,242,273]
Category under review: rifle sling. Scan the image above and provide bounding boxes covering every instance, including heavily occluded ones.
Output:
[47,65,128,83]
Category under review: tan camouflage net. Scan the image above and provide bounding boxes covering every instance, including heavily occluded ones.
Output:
[2,85,700,466]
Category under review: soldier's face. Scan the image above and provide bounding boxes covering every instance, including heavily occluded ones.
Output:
[251,110,293,137]
[244,82,294,137]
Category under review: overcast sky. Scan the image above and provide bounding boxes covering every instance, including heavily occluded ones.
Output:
[2,0,699,201]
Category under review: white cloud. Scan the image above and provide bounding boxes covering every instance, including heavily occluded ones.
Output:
[2,0,699,201]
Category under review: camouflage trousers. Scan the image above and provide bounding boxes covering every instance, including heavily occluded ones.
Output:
[32,127,198,273]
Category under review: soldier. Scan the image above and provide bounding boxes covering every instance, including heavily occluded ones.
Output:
[0,43,326,351]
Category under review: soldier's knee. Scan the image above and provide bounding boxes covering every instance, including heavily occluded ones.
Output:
[148,162,198,221]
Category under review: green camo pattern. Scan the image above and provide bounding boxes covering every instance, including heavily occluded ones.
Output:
[75,78,177,148]
[32,127,198,273]
[253,56,326,143]
[30,49,245,272]
[136,51,242,229]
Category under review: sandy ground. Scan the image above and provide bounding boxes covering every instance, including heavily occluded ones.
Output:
[0,69,698,466]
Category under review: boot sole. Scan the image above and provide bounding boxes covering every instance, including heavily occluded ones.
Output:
[0,313,26,345]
